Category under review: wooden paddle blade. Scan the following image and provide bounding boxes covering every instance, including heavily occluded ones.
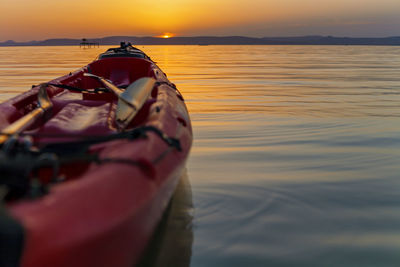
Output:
[83,73,156,130]
[0,84,52,144]
[116,77,156,130]
[38,83,52,110]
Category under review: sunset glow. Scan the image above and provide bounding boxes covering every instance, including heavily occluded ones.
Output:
[0,0,399,41]
[157,33,175,39]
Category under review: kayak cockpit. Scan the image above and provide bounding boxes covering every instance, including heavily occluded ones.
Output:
[0,55,164,200]
[66,57,156,90]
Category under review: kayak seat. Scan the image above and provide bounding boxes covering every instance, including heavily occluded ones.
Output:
[45,102,112,133]
[32,101,114,144]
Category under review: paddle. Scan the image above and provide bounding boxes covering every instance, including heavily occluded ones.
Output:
[0,84,52,145]
[83,73,155,130]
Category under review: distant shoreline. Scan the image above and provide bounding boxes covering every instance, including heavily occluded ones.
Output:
[2,36,400,46]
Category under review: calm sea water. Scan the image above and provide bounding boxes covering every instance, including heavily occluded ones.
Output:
[1,45,400,266]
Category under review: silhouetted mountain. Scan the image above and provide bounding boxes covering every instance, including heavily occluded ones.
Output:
[261,36,400,45]
[1,36,400,46]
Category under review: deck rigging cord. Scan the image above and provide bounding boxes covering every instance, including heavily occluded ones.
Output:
[0,126,182,201]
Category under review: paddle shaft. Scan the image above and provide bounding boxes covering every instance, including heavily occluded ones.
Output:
[94,76,124,96]
[83,73,138,108]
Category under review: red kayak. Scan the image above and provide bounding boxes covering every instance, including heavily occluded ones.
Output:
[0,43,192,267]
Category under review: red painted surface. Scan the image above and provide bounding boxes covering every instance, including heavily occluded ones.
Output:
[2,56,192,267]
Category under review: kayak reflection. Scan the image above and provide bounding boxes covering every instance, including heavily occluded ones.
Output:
[138,170,193,267]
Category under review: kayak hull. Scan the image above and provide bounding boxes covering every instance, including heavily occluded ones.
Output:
[0,45,192,267]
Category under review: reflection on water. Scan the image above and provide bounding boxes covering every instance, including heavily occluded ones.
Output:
[193,178,400,267]
[1,45,400,266]
[138,171,193,267]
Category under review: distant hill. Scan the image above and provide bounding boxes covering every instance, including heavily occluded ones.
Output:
[1,36,400,46]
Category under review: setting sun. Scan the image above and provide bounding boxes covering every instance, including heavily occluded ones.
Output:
[158,33,175,39]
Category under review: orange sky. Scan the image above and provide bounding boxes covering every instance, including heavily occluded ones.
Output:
[1,0,400,41]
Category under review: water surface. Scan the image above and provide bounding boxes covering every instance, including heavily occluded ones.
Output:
[1,45,400,266]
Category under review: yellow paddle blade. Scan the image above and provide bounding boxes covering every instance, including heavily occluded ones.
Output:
[116,77,156,130]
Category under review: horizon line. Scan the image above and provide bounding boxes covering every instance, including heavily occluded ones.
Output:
[2,34,400,43]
